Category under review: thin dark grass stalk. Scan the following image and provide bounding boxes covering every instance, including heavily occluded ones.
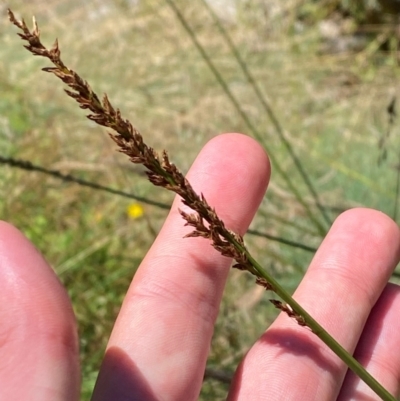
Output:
[164,0,327,236]
[377,97,399,221]
[199,0,332,227]
[7,10,396,401]
[0,155,316,252]
[378,97,396,166]
[204,367,232,385]
[0,154,170,209]
[394,163,400,221]
[388,98,399,222]
[258,209,322,237]
[246,228,316,253]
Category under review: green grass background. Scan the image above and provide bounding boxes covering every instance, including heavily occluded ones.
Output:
[1,0,400,399]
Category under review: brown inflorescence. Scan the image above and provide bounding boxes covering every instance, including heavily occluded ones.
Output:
[8,8,259,282]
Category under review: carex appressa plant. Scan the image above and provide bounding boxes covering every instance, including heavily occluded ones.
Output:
[7,9,397,401]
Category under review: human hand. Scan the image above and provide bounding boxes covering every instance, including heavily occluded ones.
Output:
[1,133,400,400]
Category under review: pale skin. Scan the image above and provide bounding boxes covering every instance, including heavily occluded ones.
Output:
[1,133,400,401]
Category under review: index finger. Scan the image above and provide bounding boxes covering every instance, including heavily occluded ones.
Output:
[91,133,271,401]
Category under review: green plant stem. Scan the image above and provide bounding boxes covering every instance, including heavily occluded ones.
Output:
[164,0,327,237]
[227,233,395,401]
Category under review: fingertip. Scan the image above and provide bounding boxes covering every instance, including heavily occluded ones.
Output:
[198,132,271,183]
[0,219,26,243]
[0,220,46,267]
[332,208,400,260]
[334,208,399,233]
[206,132,270,164]
[186,133,270,233]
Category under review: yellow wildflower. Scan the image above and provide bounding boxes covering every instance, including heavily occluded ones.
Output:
[127,203,144,219]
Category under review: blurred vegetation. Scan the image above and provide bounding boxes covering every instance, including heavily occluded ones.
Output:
[2,0,400,399]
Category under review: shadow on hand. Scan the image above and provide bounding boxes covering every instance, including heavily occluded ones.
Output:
[229,326,381,401]
[92,346,159,401]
